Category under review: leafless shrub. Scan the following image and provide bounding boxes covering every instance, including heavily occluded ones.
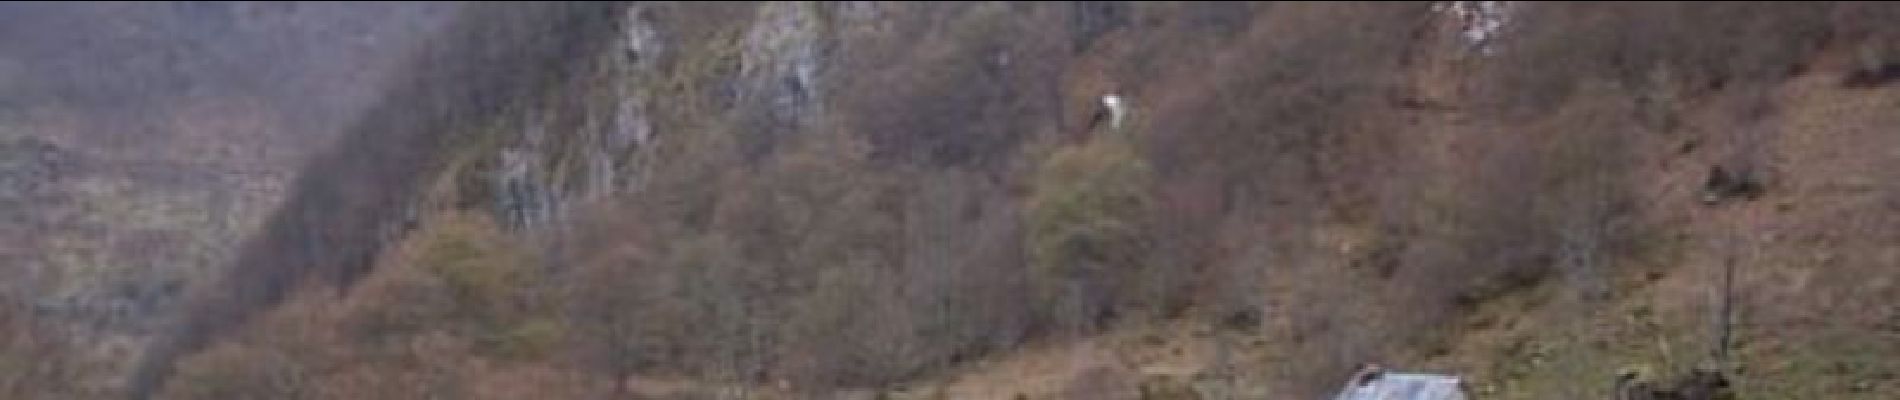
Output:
[833,2,1069,169]
[1483,2,1832,117]
[1133,4,1433,395]
[160,345,313,400]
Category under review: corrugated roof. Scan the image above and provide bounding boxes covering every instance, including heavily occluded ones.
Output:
[1333,372,1469,400]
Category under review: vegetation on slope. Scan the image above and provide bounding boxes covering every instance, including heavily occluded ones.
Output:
[93,2,1900,399]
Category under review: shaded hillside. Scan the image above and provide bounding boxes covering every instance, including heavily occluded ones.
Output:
[126,2,630,398]
[0,2,453,397]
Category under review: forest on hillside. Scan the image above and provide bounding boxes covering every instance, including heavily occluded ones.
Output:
[6,2,1900,399]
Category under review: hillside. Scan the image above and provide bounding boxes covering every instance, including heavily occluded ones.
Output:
[0,2,453,396]
[6,2,1900,399]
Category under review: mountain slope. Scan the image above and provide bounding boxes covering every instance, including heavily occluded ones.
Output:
[13,2,1899,399]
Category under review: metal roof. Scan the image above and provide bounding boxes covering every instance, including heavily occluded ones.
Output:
[1333,372,1469,400]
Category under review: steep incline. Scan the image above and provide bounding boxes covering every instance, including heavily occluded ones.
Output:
[105,2,1900,399]
[126,3,629,398]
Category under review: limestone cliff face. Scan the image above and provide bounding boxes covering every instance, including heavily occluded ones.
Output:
[485,1,849,232]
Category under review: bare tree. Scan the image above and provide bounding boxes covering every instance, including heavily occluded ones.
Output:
[561,246,653,397]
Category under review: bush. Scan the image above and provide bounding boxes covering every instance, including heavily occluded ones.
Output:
[161,345,312,400]
[335,211,547,363]
[412,213,536,327]
[489,318,563,361]
[1026,135,1156,332]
